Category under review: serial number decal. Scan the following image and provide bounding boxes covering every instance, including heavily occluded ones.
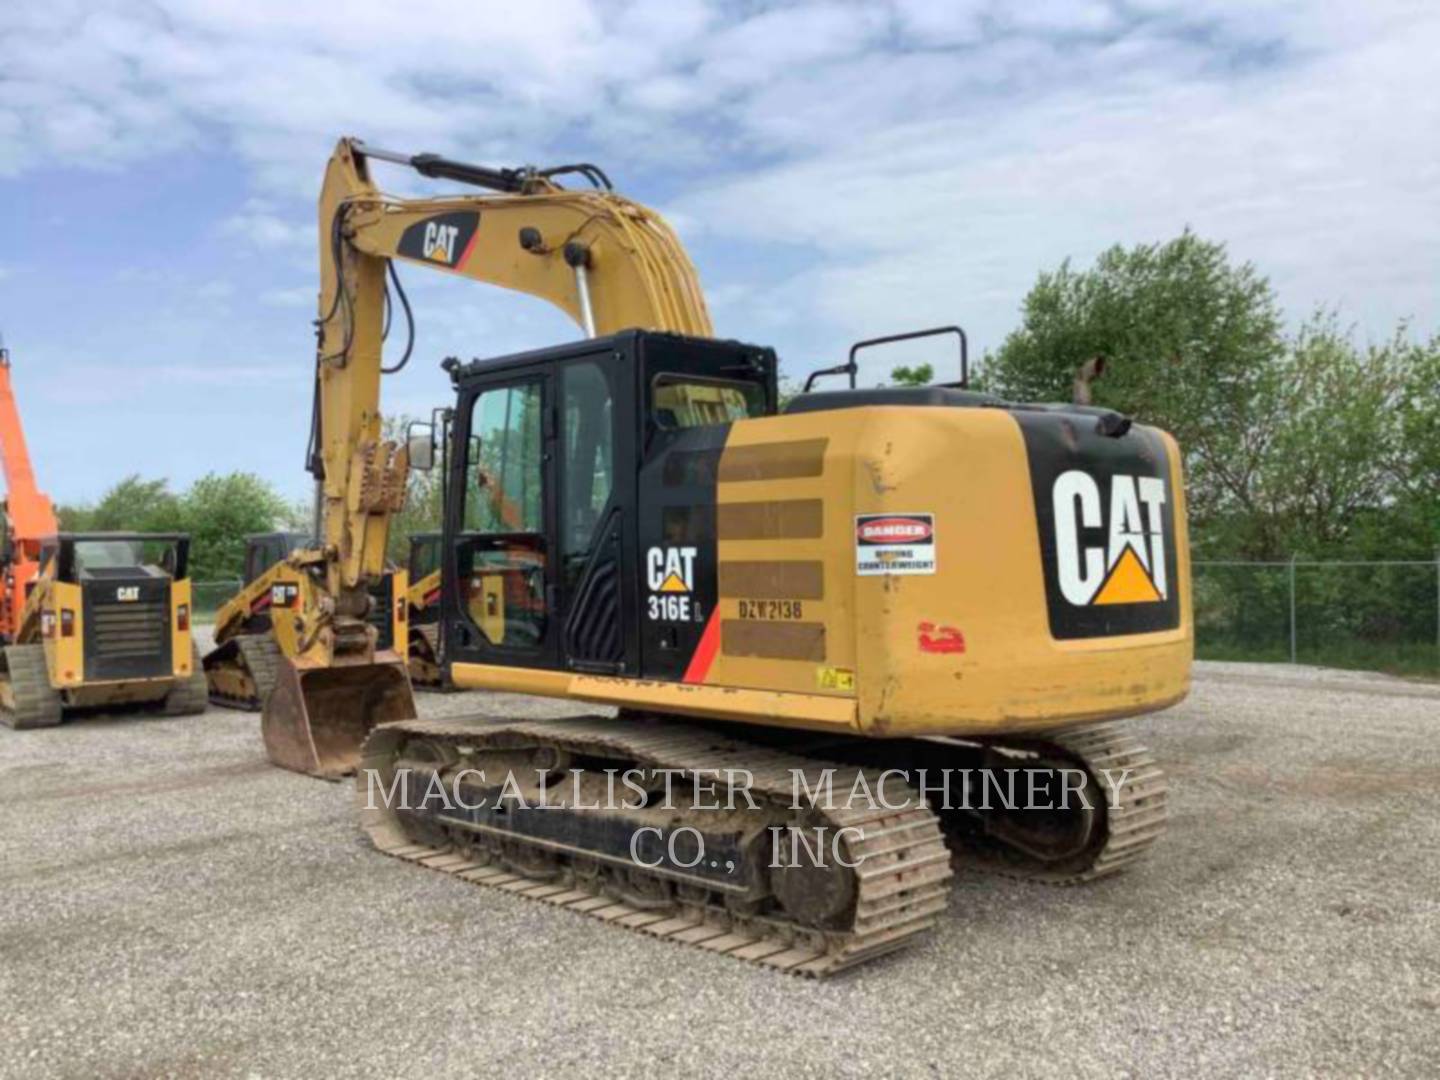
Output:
[648,594,693,622]
[737,599,804,620]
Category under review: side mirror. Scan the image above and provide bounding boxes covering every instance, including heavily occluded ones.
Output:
[406,420,436,472]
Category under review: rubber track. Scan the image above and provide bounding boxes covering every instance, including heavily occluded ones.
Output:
[408,624,444,690]
[953,723,1169,885]
[0,644,62,729]
[163,644,210,716]
[359,716,953,978]
[205,634,281,711]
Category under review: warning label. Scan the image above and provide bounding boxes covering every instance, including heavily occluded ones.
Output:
[855,513,936,576]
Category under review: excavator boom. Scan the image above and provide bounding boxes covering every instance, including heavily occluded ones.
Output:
[264,138,713,777]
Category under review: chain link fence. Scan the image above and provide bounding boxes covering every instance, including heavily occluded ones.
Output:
[1194,559,1440,677]
[192,579,242,621]
[190,559,1440,677]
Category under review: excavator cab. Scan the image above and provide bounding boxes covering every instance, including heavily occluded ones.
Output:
[429,328,1189,734]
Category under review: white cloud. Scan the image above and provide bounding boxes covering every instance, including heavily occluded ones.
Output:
[218,200,310,249]
[260,286,314,308]
[1,0,1437,383]
[678,2,1440,367]
[193,279,235,301]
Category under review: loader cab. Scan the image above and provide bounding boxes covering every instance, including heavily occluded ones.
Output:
[41,532,191,682]
[440,330,776,680]
[407,532,443,624]
[408,532,443,585]
[242,531,312,585]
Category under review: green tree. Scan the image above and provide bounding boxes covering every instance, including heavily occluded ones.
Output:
[889,363,934,386]
[56,472,293,580]
[383,414,446,564]
[66,475,184,533]
[177,472,293,581]
[1239,318,1439,560]
[981,231,1289,549]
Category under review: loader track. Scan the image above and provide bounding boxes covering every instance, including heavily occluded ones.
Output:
[407,624,444,690]
[162,644,210,716]
[204,634,282,711]
[0,643,63,729]
[359,716,953,977]
[946,723,1169,885]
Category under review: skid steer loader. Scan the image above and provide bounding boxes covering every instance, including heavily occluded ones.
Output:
[204,531,406,710]
[403,532,443,688]
[0,532,207,727]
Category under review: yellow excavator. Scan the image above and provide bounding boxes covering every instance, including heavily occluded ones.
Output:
[278,137,1191,977]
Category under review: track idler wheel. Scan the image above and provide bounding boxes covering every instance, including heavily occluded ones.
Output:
[768,815,858,928]
[262,655,417,780]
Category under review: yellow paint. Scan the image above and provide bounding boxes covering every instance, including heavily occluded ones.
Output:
[475,575,506,644]
[692,406,1191,737]
[1093,547,1162,605]
[816,666,855,692]
[449,662,860,731]
[390,568,408,653]
[657,572,689,594]
[170,577,192,674]
[49,580,83,687]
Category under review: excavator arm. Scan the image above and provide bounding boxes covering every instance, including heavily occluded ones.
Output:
[264,137,713,777]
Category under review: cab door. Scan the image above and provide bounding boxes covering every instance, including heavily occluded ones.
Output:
[444,373,559,671]
[554,352,637,676]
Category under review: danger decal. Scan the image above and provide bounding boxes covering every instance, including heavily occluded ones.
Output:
[855,513,936,576]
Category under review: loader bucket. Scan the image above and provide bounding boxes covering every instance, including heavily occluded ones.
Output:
[261,656,417,780]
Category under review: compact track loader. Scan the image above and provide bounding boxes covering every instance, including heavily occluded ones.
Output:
[0,340,205,727]
[204,531,406,711]
[404,531,445,688]
[0,533,207,727]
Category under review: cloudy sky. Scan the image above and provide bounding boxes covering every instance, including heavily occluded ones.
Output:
[2,0,1437,505]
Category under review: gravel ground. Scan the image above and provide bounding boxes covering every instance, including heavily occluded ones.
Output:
[2,649,1438,1079]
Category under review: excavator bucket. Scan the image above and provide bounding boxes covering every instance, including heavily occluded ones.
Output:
[261,656,417,780]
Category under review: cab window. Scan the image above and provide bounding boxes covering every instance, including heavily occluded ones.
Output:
[652,374,765,430]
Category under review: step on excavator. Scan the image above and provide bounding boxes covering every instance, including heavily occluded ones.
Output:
[0,337,207,726]
[204,531,406,710]
[276,138,1191,976]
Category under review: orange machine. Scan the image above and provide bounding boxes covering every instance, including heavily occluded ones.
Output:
[0,339,59,642]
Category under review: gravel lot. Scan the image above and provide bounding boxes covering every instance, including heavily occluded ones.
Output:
[2,651,1438,1079]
